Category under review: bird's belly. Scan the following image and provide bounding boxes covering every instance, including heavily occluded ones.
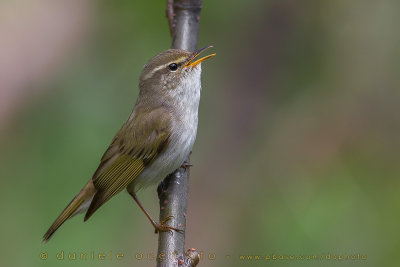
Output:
[128,120,197,192]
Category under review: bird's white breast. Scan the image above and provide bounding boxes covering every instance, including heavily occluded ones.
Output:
[128,66,202,192]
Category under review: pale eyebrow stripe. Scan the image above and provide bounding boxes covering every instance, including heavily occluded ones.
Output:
[143,56,188,80]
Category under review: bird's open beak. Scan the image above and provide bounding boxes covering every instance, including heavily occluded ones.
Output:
[185,46,216,68]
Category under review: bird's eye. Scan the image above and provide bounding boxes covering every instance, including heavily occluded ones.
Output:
[168,63,178,71]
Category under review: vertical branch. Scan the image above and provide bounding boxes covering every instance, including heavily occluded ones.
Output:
[157,0,202,266]
[171,0,202,51]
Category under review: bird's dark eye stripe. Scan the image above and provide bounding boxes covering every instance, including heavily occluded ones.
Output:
[168,63,178,71]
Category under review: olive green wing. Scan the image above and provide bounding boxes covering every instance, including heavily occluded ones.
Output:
[84,107,171,221]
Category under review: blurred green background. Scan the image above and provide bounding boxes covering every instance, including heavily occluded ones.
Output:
[1,0,399,266]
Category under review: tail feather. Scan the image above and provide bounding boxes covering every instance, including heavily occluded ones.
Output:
[43,181,96,242]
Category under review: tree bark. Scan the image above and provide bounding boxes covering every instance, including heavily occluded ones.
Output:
[156,0,202,266]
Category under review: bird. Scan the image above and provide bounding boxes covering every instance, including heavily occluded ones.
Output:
[43,46,215,241]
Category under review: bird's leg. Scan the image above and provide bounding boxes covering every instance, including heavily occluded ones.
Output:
[128,191,183,234]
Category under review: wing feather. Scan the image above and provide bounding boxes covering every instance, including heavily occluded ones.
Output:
[84,107,171,221]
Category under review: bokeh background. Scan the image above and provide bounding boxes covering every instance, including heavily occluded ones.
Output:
[1,0,399,266]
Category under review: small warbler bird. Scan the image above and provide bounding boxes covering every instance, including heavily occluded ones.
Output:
[43,46,215,241]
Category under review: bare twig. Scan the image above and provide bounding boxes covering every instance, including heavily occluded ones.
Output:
[171,0,202,51]
[166,0,175,36]
[157,0,203,266]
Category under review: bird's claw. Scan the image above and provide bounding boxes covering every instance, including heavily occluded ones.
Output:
[154,215,184,234]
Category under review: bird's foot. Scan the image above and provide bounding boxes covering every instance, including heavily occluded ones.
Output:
[154,215,184,234]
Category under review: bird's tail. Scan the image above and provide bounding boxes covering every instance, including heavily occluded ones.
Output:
[43,181,96,242]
